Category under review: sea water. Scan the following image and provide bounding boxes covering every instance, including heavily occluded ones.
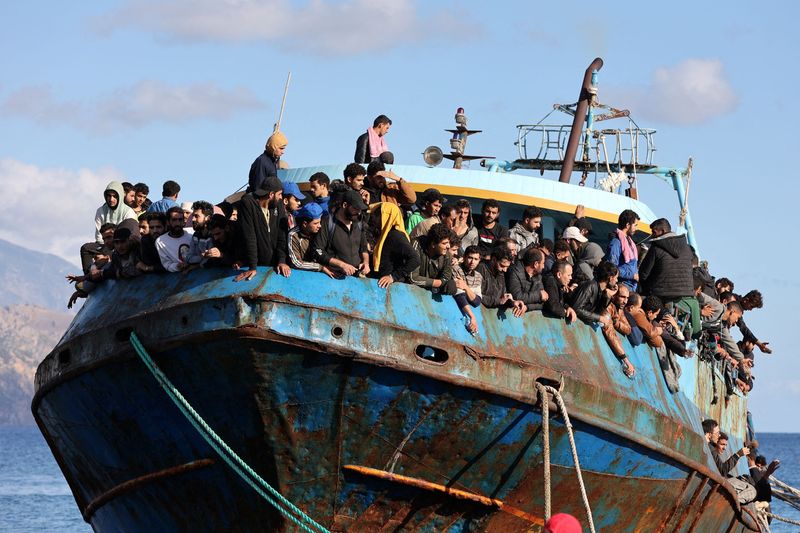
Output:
[1,426,798,532]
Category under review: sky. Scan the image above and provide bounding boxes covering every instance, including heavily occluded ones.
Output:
[1,1,797,432]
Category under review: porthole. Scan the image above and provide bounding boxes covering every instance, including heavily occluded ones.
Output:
[415,345,449,364]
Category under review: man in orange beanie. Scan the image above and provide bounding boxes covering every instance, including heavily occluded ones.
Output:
[247,130,288,193]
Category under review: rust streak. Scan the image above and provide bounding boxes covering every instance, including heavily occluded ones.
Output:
[658,471,695,532]
[674,477,709,531]
[82,458,215,520]
[343,465,544,526]
[687,482,718,533]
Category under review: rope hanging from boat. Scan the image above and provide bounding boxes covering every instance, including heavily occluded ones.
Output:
[536,383,552,523]
[765,511,800,526]
[129,332,330,533]
[535,383,596,533]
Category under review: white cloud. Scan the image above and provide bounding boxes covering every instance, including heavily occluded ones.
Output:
[0,159,122,265]
[93,0,476,56]
[605,59,738,125]
[0,81,263,133]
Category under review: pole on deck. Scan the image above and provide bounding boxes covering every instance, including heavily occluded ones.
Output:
[274,72,291,132]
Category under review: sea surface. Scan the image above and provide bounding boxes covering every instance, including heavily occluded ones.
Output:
[0,426,798,532]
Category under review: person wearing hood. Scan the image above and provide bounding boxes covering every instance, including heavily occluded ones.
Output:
[508,205,542,255]
[563,226,603,285]
[638,218,700,336]
[370,202,420,288]
[605,209,640,290]
[79,182,138,274]
[247,130,287,194]
[94,181,137,243]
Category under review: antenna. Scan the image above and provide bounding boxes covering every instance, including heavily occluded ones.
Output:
[274,72,292,132]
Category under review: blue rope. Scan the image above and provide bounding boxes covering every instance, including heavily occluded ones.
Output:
[130,332,330,533]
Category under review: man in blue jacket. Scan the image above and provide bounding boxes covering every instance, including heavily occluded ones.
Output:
[605,209,640,290]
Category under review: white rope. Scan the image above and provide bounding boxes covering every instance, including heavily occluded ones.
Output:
[535,384,596,533]
[765,511,800,526]
[535,383,552,522]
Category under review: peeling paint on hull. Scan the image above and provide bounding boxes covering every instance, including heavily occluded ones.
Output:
[33,268,758,531]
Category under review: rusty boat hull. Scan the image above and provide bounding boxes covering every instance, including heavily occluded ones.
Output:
[33,266,760,531]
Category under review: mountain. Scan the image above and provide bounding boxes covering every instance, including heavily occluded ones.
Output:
[0,238,77,311]
[0,239,76,425]
[0,305,71,424]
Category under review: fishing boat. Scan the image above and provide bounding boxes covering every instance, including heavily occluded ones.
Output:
[32,58,762,531]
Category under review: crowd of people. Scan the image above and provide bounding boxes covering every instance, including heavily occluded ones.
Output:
[67,119,771,394]
[63,116,783,531]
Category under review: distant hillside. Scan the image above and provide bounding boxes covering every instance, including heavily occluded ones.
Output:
[0,238,76,311]
[0,304,71,425]
[0,239,76,425]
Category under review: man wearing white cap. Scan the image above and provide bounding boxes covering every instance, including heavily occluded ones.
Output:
[563,225,604,284]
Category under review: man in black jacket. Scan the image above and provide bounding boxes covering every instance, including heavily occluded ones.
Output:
[354,115,392,164]
[507,247,549,311]
[702,419,750,476]
[311,189,370,277]
[639,218,694,298]
[639,218,700,337]
[543,260,577,322]
[234,176,290,282]
[477,247,525,316]
[408,223,456,295]
[571,261,635,376]
[247,131,287,193]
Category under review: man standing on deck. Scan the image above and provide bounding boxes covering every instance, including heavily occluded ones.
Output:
[475,199,509,259]
[234,176,290,281]
[156,206,197,272]
[247,130,287,194]
[363,161,416,208]
[507,247,548,312]
[605,209,640,290]
[476,247,525,316]
[638,218,700,337]
[343,162,370,205]
[310,189,370,278]
[508,206,542,255]
[148,180,181,214]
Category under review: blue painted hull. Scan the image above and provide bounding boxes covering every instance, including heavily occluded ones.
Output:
[33,267,757,531]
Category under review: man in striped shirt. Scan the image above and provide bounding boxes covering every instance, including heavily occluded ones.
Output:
[287,203,335,277]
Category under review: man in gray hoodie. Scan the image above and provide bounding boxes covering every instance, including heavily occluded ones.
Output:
[93,181,138,243]
[508,205,542,254]
[79,181,138,274]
